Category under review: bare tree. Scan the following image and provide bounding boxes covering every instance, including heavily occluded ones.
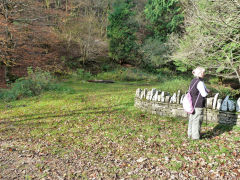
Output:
[57,0,109,65]
[174,0,240,83]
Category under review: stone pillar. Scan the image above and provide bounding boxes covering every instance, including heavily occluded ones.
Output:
[236,98,240,112]
[136,88,142,98]
[160,91,165,102]
[228,100,236,112]
[140,89,147,99]
[213,93,219,110]
[217,99,222,110]
[177,90,181,104]
[206,98,214,109]
[221,96,229,111]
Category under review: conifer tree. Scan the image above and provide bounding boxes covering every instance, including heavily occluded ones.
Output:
[144,0,183,41]
[107,0,138,63]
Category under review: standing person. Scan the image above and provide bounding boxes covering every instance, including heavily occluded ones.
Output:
[188,67,209,140]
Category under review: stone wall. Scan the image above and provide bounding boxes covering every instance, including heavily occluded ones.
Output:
[134,88,240,126]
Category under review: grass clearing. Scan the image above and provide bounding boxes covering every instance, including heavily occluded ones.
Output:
[0,80,240,179]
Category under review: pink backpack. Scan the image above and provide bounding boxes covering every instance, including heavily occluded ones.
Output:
[183,80,200,114]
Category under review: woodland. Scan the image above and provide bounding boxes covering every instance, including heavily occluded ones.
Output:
[0,0,239,85]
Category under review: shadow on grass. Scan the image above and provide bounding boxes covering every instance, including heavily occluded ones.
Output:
[201,124,235,139]
[0,102,133,124]
[0,107,127,136]
[201,111,237,139]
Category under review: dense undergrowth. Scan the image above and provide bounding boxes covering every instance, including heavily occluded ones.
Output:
[0,68,74,102]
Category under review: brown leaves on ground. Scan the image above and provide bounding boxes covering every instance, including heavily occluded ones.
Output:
[0,120,239,179]
[0,82,239,179]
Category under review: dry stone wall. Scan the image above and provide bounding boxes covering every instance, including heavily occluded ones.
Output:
[134,88,240,126]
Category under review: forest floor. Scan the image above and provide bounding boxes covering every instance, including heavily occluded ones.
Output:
[0,80,240,179]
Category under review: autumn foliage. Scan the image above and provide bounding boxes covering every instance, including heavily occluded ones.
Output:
[1,0,106,87]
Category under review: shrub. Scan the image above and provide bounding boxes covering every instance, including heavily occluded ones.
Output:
[0,67,73,101]
[71,69,93,80]
[140,34,179,69]
[209,77,220,85]
[214,86,239,99]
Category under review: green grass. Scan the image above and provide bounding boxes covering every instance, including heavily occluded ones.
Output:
[0,79,239,178]
[95,68,160,82]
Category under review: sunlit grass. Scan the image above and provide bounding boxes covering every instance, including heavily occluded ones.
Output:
[0,79,239,178]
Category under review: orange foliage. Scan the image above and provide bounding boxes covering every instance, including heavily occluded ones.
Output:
[0,0,68,86]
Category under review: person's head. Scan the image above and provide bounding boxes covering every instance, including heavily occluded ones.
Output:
[192,67,205,78]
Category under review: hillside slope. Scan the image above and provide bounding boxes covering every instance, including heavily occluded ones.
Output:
[0,0,66,87]
[0,0,109,88]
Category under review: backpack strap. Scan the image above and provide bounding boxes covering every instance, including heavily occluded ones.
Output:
[189,79,201,111]
[188,79,199,93]
[193,93,200,109]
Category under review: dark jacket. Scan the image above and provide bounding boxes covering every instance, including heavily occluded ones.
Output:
[189,78,206,108]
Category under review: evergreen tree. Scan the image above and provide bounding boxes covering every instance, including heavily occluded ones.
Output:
[144,0,183,41]
[107,0,138,63]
